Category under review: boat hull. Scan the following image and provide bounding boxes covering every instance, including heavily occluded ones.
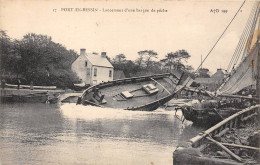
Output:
[79,73,184,111]
[181,107,241,126]
[11,94,48,103]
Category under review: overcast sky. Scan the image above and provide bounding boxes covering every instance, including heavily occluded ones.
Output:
[0,0,256,74]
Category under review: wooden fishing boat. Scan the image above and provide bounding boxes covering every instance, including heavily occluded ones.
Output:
[0,92,60,103]
[173,104,260,165]
[11,92,49,103]
[77,73,186,111]
[180,98,257,126]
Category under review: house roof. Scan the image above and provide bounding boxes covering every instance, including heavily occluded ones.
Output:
[211,69,225,79]
[113,70,126,80]
[195,78,214,84]
[85,53,113,68]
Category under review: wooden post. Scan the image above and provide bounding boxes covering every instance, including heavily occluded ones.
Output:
[257,42,260,104]
[214,128,229,140]
[212,108,224,120]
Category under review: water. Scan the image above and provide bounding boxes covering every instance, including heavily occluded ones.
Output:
[0,102,204,165]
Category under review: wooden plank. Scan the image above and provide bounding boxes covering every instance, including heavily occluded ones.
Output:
[218,93,258,100]
[221,143,260,151]
[241,112,258,122]
[214,128,229,139]
[83,100,103,107]
[150,77,171,95]
[206,137,243,162]
[229,120,234,129]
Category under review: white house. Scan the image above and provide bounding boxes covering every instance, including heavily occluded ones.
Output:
[71,49,114,85]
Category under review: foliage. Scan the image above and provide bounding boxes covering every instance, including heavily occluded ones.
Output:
[162,49,191,72]
[112,54,141,77]
[0,31,79,88]
[136,50,158,68]
[112,54,126,64]
[111,49,195,78]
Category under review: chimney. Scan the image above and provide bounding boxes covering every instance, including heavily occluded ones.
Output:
[101,52,106,58]
[80,49,86,55]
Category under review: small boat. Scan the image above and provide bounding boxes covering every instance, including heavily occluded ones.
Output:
[180,98,256,126]
[11,92,49,103]
[173,104,260,165]
[77,73,187,111]
[1,92,61,103]
[47,93,60,104]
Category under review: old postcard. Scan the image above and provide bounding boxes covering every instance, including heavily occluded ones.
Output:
[0,0,259,164]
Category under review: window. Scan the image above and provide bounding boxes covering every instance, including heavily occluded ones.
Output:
[85,61,88,67]
[94,68,97,76]
[109,70,112,77]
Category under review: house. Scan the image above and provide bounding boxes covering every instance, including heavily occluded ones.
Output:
[71,49,114,85]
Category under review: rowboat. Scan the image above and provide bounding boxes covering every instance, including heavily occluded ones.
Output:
[11,92,49,103]
[0,92,60,103]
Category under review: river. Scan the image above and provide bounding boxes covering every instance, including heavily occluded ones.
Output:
[0,102,204,165]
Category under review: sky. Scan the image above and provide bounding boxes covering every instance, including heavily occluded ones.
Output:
[0,0,256,74]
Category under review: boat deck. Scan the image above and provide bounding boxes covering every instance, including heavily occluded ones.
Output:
[83,77,177,109]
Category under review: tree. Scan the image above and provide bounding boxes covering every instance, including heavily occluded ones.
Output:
[163,49,191,72]
[136,50,158,68]
[112,54,126,64]
[1,32,79,88]
[0,30,22,79]
[110,53,141,77]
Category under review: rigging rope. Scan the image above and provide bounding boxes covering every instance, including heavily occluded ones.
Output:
[183,0,247,88]
[195,0,246,72]
[234,5,259,65]
[213,1,259,93]
[222,67,251,94]
[227,3,257,72]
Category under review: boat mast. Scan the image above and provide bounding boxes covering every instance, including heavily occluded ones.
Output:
[257,8,260,103]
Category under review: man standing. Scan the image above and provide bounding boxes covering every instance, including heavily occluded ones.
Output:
[17,79,21,89]
[1,79,6,89]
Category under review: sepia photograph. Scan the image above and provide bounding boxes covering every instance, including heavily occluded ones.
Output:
[0,0,259,164]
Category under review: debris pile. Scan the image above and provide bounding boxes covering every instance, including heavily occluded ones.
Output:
[202,121,260,164]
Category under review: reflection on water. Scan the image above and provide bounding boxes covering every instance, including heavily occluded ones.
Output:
[0,102,203,165]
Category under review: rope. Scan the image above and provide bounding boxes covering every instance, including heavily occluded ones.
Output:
[222,66,250,94]
[227,2,257,70]
[234,3,259,70]
[234,5,259,65]
[184,0,247,88]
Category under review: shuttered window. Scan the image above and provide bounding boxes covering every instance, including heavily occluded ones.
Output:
[94,68,97,76]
